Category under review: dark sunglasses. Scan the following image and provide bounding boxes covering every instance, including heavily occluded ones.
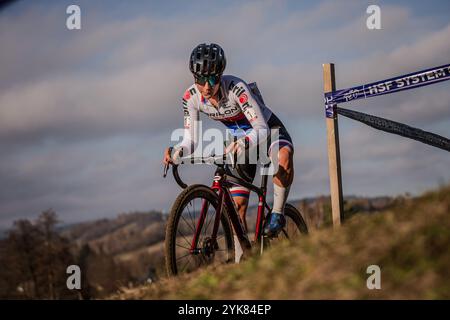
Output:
[195,74,221,86]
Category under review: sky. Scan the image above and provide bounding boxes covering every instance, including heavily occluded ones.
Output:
[1,0,450,228]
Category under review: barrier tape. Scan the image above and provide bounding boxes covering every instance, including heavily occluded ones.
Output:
[337,107,450,152]
[324,63,450,118]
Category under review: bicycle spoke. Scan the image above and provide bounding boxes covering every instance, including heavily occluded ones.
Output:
[177,228,192,247]
[204,211,215,235]
[180,212,195,234]
[176,252,193,261]
[176,243,191,251]
[202,206,210,238]
[186,203,196,232]
[193,197,196,221]
[288,219,300,238]
[198,253,209,265]
[180,255,192,273]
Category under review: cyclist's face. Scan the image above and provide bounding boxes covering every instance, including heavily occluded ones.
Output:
[195,76,221,99]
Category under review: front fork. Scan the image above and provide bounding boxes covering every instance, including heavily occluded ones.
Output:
[189,179,223,255]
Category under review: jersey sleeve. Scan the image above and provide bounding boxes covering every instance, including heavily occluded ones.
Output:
[231,80,270,148]
[174,89,199,156]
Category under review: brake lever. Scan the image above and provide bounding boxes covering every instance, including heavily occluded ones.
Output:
[163,163,169,178]
[163,146,175,178]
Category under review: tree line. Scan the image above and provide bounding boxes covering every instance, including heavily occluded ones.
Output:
[0,209,133,299]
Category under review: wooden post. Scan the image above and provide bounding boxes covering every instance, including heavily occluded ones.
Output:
[323,63,344,227]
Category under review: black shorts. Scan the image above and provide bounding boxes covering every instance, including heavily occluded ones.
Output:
[226,113,293,195]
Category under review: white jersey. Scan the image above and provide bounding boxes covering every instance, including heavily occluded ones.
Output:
[176,75,274,154]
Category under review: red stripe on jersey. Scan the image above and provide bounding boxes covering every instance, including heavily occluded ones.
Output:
[220,112,246,122]
[231,189,250,195]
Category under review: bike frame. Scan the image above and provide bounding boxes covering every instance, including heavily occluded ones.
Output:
[190,165,272,253]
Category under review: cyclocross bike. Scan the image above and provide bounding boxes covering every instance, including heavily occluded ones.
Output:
[163,153,308,276]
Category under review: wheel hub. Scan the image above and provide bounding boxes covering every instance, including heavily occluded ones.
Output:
[201,237,218,259]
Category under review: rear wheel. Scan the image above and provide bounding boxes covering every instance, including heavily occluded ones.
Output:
[264,203,308,247]
[165,184,235,276]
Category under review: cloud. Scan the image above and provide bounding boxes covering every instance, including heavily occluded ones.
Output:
[0,60,191,146]
[1,0,450,227]
[0,134,169,226]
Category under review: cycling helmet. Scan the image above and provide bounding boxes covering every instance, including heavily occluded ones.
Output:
[189,43,226,77]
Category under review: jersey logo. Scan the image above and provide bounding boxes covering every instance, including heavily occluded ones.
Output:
[244,108,258,122]
[239,93,248,104]
[208,106,240,119]
[184,116,191,128]
[182,88,197,106]
[232,84,246,97]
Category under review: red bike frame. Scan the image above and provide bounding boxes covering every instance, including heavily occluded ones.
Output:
[189,166,271,253]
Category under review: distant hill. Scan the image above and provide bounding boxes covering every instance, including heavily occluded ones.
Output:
[61,211,166,254]
[60,211,167,281]
[111,185,450,299]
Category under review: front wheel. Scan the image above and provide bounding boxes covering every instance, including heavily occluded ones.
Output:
[165,184,235,276]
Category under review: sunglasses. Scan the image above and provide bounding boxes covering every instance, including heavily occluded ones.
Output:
[195,74,221,86]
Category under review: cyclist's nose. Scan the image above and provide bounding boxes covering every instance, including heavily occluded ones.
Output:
[204,81,211,90]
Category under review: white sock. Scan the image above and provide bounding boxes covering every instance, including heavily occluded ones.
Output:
[234,235,243,263]
[272,184,290,214]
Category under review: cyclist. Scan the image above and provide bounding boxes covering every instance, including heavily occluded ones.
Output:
[163,43,294,239]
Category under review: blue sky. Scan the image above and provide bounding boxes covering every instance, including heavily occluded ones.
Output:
[1,0,450,227]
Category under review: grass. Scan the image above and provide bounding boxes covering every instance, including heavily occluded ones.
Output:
[111,185,450,299]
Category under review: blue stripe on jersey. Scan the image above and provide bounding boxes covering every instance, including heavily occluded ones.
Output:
[220,118,252,132]
[231,192,250,198]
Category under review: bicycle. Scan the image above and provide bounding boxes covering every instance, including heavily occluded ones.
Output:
[163,153,308,276]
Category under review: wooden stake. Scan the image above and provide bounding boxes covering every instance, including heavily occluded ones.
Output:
[323,63,344,227]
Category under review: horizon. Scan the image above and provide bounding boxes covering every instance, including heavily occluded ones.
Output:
[0,186,429,231]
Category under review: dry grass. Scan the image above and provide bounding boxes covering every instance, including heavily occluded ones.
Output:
[110,185,450,300]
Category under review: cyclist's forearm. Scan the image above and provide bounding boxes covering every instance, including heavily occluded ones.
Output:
[176,102,200,156]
